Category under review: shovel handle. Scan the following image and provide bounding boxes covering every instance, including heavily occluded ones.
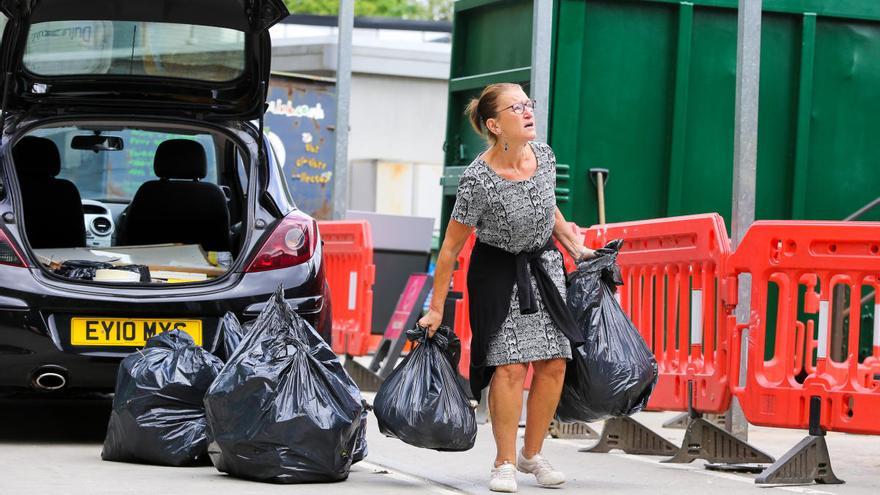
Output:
[589,168,609,225]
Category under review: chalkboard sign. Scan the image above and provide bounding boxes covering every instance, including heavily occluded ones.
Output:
[106,130,215,199]
[44,127,216,201]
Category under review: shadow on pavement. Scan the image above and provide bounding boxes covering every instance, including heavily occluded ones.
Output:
[0,394,112,444]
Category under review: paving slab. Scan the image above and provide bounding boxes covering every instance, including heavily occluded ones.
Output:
[1,395,878,495]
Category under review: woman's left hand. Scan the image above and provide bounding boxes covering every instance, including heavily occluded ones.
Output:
[576,245,597,262]
[552,207,597,262]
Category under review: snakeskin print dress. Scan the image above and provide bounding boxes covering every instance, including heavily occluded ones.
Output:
[450,142,572,366]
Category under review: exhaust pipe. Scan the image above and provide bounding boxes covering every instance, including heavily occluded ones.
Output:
[32,366,68,391]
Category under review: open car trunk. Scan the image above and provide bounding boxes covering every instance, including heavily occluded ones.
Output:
[10,120,254,285]
[35,244,232,284]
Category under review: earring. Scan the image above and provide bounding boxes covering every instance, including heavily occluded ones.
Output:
[498,129,508,151]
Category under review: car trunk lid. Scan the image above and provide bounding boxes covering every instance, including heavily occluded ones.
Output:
[0,0,288,120]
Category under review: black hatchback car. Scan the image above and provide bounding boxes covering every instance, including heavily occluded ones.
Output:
[0,0,333,394]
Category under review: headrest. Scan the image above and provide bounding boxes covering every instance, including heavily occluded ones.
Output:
[153,139,207,180]
[12,136,61,178]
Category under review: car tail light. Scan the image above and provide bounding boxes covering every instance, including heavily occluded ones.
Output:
[0,226,26,267]
[245,212,317,273]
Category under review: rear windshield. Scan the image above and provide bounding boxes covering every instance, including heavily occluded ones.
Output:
[31,127,217,202]
[23,20,245,82]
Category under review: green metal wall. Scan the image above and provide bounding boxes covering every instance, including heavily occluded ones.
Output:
[550,0,880,226]
[441,0,880,239]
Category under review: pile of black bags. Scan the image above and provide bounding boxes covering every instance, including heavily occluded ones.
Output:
[213,311,245,363]
[373,325,476,451]
[102,286,366,483]
[101,330,222,466]
[204,287,367,483]
[556,239,659,423]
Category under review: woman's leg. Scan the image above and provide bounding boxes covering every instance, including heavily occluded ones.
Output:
[489,363,528,466]
[522,358,567,457]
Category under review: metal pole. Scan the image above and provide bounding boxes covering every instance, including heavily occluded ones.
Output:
[332,0,354,219]
[526,0,553,428]
[530,0,552,142]
[844,196,880,221]
[729,0,762,442]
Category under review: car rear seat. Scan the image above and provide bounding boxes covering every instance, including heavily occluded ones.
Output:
[121,139,231,252]
[12,136,86,249]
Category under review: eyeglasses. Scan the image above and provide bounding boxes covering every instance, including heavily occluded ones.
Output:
[499,99,536,115]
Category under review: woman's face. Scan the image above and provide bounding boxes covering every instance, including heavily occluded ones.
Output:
[490,88,536,143]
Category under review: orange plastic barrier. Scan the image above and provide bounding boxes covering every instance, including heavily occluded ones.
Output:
[728,221,880,434]
[318,220,376,356]
[583,214,734,414]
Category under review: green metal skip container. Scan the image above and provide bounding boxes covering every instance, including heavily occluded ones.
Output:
[441,0,880,235]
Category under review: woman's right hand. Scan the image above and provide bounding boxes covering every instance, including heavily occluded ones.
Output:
[417,308,443,338]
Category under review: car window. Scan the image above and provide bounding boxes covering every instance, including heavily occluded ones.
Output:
[236,150,249,194]
[267,136,294,205]
[30,127,217,202]
[23,20,245,82]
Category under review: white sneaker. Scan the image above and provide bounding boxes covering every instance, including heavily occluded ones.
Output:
[489,462,518,492]
[516,451,566,486]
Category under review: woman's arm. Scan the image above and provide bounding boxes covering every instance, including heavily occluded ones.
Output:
[417,220,474,336]
[553,207,595,261]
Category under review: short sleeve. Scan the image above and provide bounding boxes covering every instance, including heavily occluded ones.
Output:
[535,142,557,189]
[540,142,557,172]
[450,174,486,227]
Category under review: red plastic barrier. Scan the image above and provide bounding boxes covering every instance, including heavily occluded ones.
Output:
[554,222,581,273]
[451,234,477,378]
[452,233,554,389]
[583,214,734,414]
[728,221,880,434]
[861,279,880,373]
[318,220,375,356]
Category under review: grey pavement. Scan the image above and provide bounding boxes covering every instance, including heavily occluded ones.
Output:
[0,396,453,495]
[364,391,880,495]
[0,395,877,495]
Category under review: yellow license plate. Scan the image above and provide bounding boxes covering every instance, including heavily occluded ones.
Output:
[70,318,202,347]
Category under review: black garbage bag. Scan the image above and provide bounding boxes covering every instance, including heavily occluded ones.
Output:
[373,326,476,451]
[101,330,223,466]
[54,260,112,279]
[213,312,245,362]
[204,286,366,483]
[352,406,369,464]
[556,239,658,423]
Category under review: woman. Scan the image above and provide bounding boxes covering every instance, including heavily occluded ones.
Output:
[418,83,595,493]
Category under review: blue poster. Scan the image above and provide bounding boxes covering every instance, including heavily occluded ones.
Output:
[264,76,337,219]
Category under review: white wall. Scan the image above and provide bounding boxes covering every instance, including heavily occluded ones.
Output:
[349,74,447,166]
[270,30,450,229]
